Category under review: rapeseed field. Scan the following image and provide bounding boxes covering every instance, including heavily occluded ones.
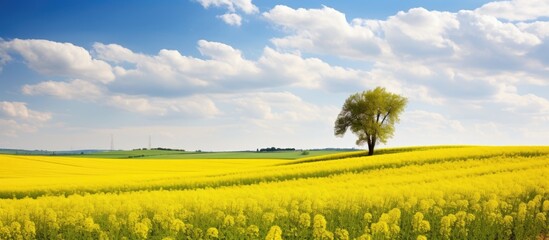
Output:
[0,146,548,239]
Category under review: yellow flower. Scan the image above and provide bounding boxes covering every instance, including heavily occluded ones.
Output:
[356,234,372,240]
[223,215,235,227]
[363,213,373,224]
[543,200,549,212]
[334,228,349,240]
[299,213,311,228]
[22,220,36,239]
[9,222,22,240]
[416,235,427,240]
[313,214,328,239]
[485,199,499,212]
[503,215,513,238]
[412,212,424,233]
[169,219,186,234]
[388,208,401,224]
[206,227,219,239]
[265,225,283,240]
[535,213,546,225]
[83,217,100,232]
[301,200,313,213]
[518,202,527,222]
[133,222,149,239]
[236,213,247,227]
[370,221,389,236]
[246,225,259,238]
[263,212,276,225]
[440,214,456,239]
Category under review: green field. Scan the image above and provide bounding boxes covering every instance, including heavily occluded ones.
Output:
[64,149,357,159]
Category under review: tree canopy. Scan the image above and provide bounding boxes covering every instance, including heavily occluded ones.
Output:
[335,87,407,155]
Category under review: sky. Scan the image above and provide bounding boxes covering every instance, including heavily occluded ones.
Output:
[1,0,549,151]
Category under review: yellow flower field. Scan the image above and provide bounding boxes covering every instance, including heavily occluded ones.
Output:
[0,146,548,239]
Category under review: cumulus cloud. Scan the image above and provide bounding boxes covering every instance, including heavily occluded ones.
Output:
[22,79,221,118]
[217,13,242,26]
[263,5,544,66]
[0,101,51,136]
[197,0,258,14]
[0,101,51,122]
[382,8,459,58]
[196,0,257,25]
[1,39,114,83]
[22,79,105,101]
[108,94,220,117]
[91,39,398,95]
[258,47,369,89]
[3,2,549,148]
[0,42,10,70]
[7,37,457,112]
[263,5,386,60]
[264,4,549,114]
[218,91,338,123]
[475,0,549,21]
[93,41,261,94]
[493,83,549,114]
[518,21,549,39]
[404,110,465,132]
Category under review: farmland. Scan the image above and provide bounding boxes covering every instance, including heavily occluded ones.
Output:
[69,149,351,160]
[0,146,548,239]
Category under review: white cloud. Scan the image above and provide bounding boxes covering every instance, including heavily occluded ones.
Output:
[263,5,386,60]
[517,21,549,39]
[263,5,544,66]
[218,91,338,122]
[0,101,51,122]
[92,42,142,64]
[196,0,257,26]
[22,79,105,101]
[217,13,242,26]
[93,40,392,94]
[108,94,220,117]
[454,11,541,55]
[197,40,258,74]
[22,79,221,118]
[196,0,258,14]
[1,39,114,83]
[264,4,549,122]
[474,122,505,138]
[475,0,549,21]
[0,101,51,136]
[0,41,11,70]
[404,110,465,132]
[93,41,261,93]
[382,8,459,57]
[258,47,369,89]
[0,119,35,137]
[493,83,549,113]
[14,38,444,110]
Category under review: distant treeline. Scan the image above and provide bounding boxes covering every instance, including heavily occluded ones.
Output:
[258,147,296,152]
[0,149,102,155]
[133,147,186,151]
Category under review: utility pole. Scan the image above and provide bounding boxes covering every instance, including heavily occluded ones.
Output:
[110,134,114,151]
[148,135,151,150]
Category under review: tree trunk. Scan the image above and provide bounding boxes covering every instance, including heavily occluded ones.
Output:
[367,142,375,156]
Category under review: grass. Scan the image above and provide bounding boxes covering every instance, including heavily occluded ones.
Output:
[64,149,355,159]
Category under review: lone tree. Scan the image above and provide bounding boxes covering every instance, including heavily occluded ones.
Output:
[335,87,407,156]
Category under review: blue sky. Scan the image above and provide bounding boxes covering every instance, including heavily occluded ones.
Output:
[1,0,549,151]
